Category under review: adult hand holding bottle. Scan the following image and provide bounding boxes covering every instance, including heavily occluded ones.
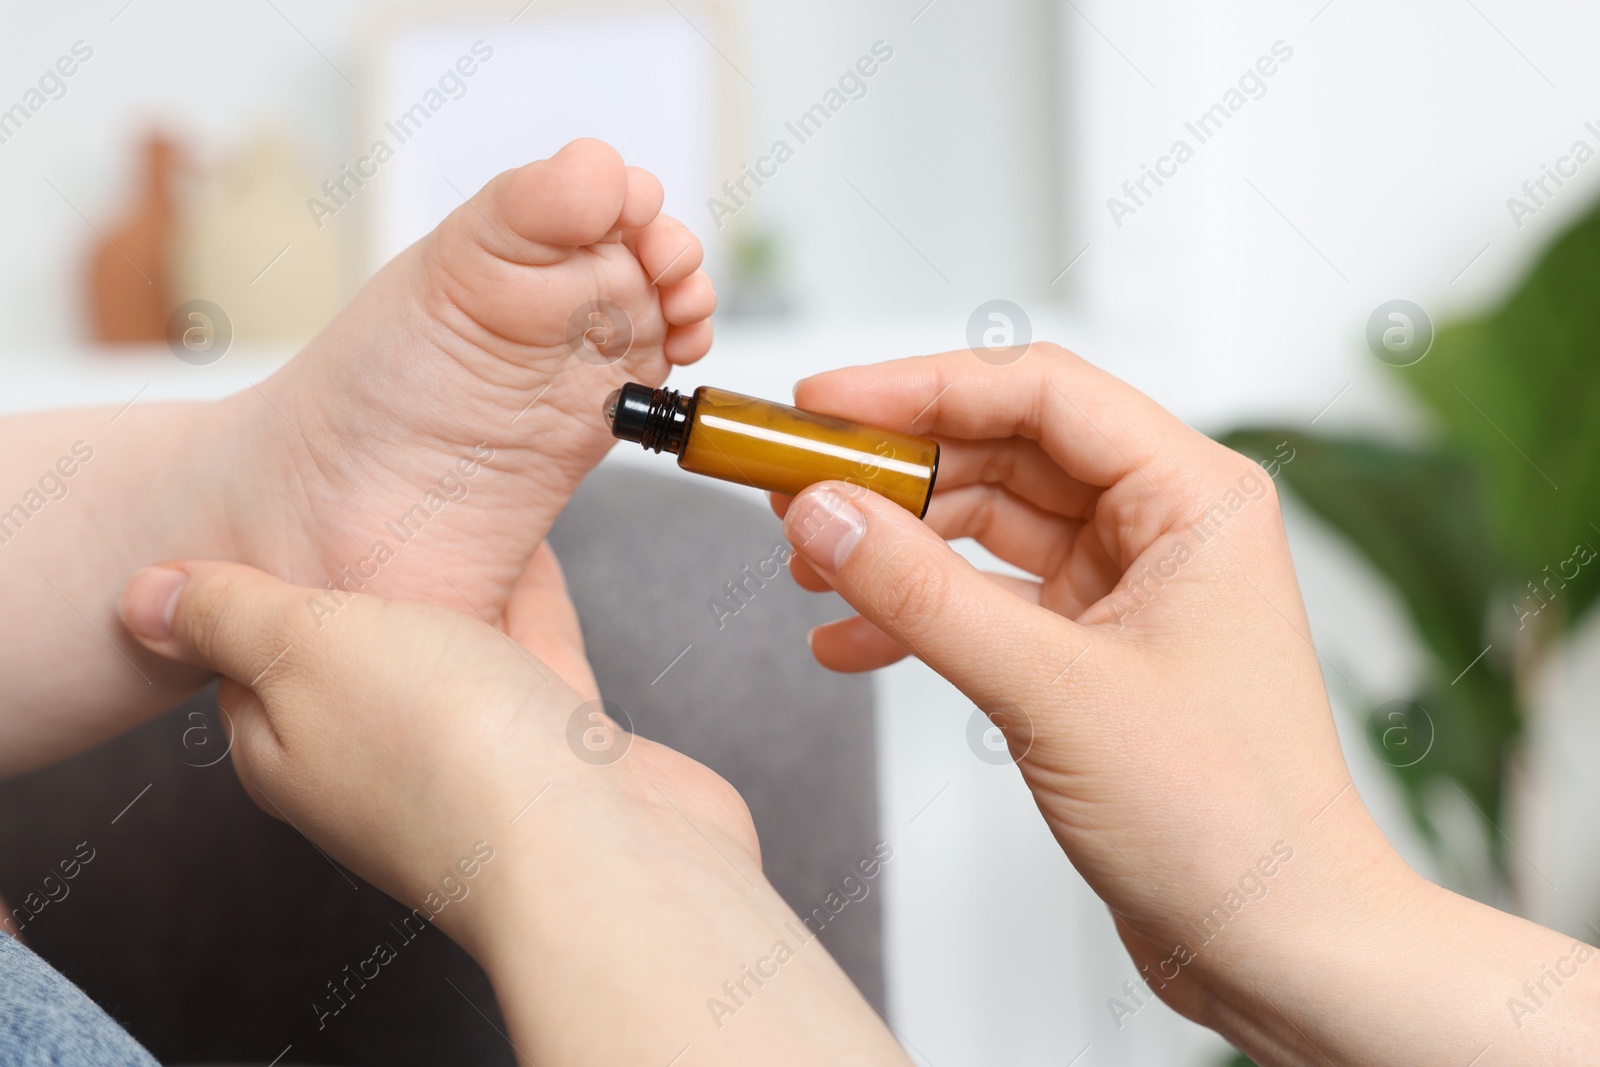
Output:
[775,345,1599,1066]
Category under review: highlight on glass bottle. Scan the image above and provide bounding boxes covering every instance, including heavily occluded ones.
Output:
[604,383,939,517]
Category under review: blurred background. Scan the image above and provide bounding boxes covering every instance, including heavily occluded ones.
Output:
[3,0,1599,1063]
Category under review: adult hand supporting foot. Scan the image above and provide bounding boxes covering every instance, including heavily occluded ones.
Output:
[118,553,908,1067]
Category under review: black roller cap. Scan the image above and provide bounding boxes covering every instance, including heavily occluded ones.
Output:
[605,382,657,443]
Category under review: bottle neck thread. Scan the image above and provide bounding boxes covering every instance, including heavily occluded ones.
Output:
[637,387,694,455]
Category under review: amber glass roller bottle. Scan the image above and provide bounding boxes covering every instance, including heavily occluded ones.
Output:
[604,383,939,517]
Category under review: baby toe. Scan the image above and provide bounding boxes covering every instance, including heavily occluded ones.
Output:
[492,138,629,251]
[660,269,716,325]
[663,319,714,365]
[633,216,703,286]
[619,166,665,230]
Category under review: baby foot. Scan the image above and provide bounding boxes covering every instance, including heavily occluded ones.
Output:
[217,139,714,620]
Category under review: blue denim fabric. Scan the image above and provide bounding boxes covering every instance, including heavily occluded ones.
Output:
[0,932,158,1067]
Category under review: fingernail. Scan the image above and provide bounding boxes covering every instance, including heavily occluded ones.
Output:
[122,567,186,640]
[788,488,865,574]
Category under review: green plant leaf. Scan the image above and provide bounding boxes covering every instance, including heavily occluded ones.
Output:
[1399,202,1600,632]
[1220,431,1502,671]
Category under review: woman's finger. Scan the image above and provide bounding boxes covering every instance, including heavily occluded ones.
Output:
[119,561,313,689]
[921,483,1084,579]
[786,481,1080,596]
[808,615,909,673]
[794,346,1210,494]
[788,546,831,592]
[810,572,1045,673]
[923,437,1099,518]
[782,481,1094,707]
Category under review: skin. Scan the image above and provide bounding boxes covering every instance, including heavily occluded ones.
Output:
[117,552,910,1067]
[5,133,909,1063]
[7,134,907,1061]
[3,134,1587,1062]
[114,342,1600,1064]
[0,138,715,775]
[771,345,1600,1066]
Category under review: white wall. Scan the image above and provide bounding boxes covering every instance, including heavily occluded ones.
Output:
[0,0,1067,348]
[0,3,364,347]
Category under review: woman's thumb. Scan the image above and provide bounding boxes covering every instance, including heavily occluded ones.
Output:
[781,482,1070,702]
[120,561,309,686]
